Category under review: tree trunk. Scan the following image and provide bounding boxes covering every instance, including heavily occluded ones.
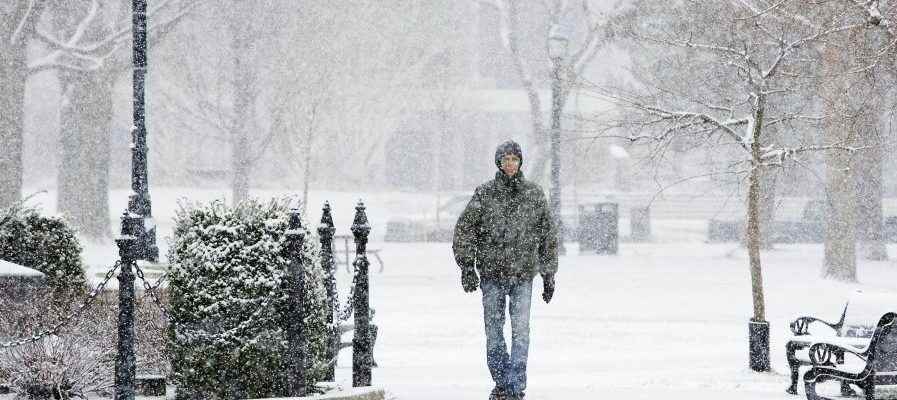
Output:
[758,167,777,249]
[822,43,858,281]
[743,165,777,249]
[52,3,114,239]
[505,0,548,186]
[854,40,887,261]
[229,7,255,206]
[0,2,42,209]
[0,42,25,210]
[528,125,549,186]
[824,130,858,280]
[58,71,113,239]
[747,95,766,323]
[758,123,780,250]
[303,136,312,211]
[856,123,886,261]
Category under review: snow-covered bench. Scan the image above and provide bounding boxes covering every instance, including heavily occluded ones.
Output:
[803,312,897,400]
[785,302,872,396]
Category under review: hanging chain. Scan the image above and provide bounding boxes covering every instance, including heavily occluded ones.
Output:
[0,261,121,349]
[134,263,170,321]
[150,271,168,291]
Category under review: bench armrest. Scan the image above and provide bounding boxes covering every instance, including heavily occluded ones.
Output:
[807,341,868,366]
[790,302,849,336]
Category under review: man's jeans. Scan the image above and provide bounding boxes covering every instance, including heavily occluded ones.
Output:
[481,276,533,395]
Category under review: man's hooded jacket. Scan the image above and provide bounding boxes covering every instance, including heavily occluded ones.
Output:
[452,141,558,280]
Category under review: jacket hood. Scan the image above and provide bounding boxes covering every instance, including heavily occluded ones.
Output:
[494,140,523,170]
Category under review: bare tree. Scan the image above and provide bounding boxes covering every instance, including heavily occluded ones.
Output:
[479,0,612,184]
[0,0,197,237]
[825,1,897,264]
[804,0,897,275]
[154,1,457,199]
[591,0,863,369]
[151,1,294,206]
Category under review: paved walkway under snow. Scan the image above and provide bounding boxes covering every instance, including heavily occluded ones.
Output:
[329,242,897,400]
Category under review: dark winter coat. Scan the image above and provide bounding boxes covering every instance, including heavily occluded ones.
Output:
[452,171,558,280]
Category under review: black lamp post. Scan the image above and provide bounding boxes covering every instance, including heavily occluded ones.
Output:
[548,23,570,255]
[128,0,158,262]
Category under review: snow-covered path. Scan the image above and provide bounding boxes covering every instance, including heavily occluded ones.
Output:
[341,242,897,400]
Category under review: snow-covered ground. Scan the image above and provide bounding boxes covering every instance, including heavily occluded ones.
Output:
[17,188,897,399]
[354,241,897,400]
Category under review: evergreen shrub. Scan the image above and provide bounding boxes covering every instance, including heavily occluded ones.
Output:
[167,199,329,399]
[0,207,85,294]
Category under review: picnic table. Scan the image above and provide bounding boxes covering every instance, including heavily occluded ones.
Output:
[333,234,384,273]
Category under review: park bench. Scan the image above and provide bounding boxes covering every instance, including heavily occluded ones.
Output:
[803,312,897,400]
[785,302,874,395]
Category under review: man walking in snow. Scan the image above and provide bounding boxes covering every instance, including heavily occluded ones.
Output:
[453,140,558,400]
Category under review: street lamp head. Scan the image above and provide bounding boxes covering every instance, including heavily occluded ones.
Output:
[548,22,571,61]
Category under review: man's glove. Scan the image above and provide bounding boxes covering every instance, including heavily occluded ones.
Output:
[541,273,555,303]
[461,267,479,293]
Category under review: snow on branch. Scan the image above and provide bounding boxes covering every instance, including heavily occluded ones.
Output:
[731,0,790,19]
[569,3,615,75]
[765,114,824,126]
[9,0,36,44]
[763,21,866,79]
[28,0,200,74]
[607,94,751,151]
[505,0,536,89]
[632,29,749,60]
[35,0,188,56]
[760,143,860,166]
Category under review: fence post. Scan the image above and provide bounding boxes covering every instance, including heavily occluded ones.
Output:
[317,202,338,381]
[351,201,372,387]
[285,208,307,396]
[115,211,139,400]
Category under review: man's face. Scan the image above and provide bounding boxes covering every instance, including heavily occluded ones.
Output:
[500,154,521,176]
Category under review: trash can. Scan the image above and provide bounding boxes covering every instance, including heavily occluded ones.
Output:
[577,205,599,253]
[595,203,619,255]
[578,203,618,255]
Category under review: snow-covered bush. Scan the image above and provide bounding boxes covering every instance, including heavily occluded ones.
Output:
[0,282,171,398]
[0,290,115,400]
[167,199,328,399]
[0,207,85,295]
[134,289,171,377]
[0,335,113,400]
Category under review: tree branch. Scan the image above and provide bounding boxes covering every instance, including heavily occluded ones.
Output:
[9,0,37,44]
